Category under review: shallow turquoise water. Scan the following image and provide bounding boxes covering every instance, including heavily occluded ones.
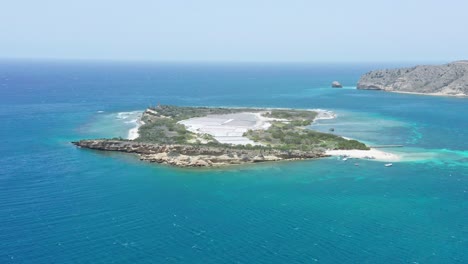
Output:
[0,61,466,263]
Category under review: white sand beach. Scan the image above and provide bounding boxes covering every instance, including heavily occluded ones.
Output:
[325,149,401,162]
[125,114,144,140]
[128,120,144,140]
[178,111,281,145]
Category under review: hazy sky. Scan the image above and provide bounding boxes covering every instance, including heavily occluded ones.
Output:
[1,0,467,62]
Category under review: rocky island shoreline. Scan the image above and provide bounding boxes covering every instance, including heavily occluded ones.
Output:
[73,139,328,167]
[73,105,371,167]
[357,60,468,96]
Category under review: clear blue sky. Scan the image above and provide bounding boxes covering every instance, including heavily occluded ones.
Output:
[1,0,467,62]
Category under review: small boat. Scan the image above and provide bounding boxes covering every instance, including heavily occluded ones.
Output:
[354,163,359,166]
[384,163,393,167]
[342,157,348,161]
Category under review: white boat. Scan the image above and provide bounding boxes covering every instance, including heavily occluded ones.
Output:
[384,163,393,167]
[342,157,348,161]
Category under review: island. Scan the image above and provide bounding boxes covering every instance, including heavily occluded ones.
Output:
[73,105,380,167]
[357,60,468,96]
[331,81,343,88]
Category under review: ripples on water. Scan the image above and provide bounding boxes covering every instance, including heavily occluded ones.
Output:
[0,61,466,263]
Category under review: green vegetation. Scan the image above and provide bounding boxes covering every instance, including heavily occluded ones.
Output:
[146,105,258,121]
[135,105,369,151]
[136,105,259,144]
[243,121,369,151]
[137,117,195,144]
[263,109,317,122]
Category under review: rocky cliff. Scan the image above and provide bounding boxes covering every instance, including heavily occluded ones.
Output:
[73,140,327,167]
[357,61,468,96]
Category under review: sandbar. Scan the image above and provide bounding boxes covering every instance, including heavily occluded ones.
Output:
[326,149,400,162]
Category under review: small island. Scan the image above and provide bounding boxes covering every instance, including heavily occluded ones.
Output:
[73,105,376,167]
[331,81,343,88]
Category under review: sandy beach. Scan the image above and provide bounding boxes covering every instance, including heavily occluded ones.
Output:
[178,111,277,145]
[127,117,144,140]
[325,149,400,162]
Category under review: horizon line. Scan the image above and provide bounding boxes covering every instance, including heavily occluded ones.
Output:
[0,56,456,66]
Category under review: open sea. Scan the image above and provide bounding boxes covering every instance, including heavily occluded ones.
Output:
[0,60,466,263]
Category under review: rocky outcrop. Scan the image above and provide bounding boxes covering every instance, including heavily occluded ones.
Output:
[357,61,468,96]
[72,140,327,167]
[331,81,343,88]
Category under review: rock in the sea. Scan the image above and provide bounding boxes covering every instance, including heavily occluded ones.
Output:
[357,61,468,96]
[331,81,343,88]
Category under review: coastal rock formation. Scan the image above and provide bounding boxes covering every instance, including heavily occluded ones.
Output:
[357,61,468,96]
[331,81,343,88]
[72,140,327,167]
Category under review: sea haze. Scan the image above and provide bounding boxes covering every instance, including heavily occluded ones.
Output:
[0,60,466,263]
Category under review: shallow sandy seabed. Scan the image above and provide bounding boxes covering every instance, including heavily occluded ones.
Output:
[326,149,401,162]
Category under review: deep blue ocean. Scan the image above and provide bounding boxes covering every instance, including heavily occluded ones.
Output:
[0,60,466,263]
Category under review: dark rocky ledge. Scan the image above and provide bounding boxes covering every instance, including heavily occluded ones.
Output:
[73,139,328,167]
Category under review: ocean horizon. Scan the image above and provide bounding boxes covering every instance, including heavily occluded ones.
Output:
[0,60,466,263]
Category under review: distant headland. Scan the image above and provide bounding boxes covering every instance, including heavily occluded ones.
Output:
[357,61,468,96]
[72,105,394,167]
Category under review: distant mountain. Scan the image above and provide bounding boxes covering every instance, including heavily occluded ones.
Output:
[357,61,468,96]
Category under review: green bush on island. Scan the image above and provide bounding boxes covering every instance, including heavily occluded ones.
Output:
[263,109,317,122]
[146,105,257,121]
[243,122,369,151]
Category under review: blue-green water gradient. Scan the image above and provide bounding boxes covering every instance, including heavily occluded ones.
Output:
[0,61,466,263]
